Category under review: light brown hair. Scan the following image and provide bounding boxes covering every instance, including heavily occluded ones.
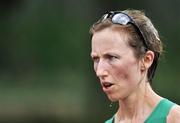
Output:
[90,9,163,83]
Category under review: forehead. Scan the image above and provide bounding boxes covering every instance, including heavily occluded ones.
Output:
[91,27,131,52]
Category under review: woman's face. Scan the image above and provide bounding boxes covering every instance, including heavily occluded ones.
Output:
[91,27,144,101]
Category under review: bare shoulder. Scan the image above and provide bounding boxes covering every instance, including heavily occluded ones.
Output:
[167,104,180,123]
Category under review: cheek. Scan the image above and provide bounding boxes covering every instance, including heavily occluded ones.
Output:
[112,65,129,81]
[112,60,140,82]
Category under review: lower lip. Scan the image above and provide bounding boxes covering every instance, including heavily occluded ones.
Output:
[102,85,114,93]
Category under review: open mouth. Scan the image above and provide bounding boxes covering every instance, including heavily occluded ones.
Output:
[102,82,114,89]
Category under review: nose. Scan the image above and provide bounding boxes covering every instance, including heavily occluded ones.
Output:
[95,60,108,78]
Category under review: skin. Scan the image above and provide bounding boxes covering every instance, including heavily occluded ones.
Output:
[167,105,180,123]
[90,26,180,123]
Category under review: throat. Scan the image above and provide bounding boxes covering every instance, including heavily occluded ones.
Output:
[115,106,145,123]
[115,86,148,122]
[115,83,162,123]
[118,102,145,118]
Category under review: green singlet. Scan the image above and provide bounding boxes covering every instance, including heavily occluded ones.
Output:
[105,98,175,123]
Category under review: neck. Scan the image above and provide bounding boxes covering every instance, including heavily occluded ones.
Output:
[116,82,162,122]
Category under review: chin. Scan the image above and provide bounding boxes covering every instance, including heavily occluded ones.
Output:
[107,95,119,102]
[107,93,128,102]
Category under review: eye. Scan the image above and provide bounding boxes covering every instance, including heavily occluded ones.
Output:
[92,56,99,63]
[105,54,119,61]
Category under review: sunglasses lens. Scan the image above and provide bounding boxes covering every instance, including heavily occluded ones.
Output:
[95,11,148,50]
[112,13,131,25]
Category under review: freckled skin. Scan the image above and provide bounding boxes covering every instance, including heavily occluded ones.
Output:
[91,27,143,101]
[91,27,180,122]
[90,10,180,122]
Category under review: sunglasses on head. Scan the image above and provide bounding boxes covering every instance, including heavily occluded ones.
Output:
[94,11,148,50]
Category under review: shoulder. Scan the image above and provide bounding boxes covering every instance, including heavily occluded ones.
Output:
[167,104,180,123]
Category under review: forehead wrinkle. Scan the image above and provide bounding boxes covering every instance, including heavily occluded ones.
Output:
[91,27,131,55]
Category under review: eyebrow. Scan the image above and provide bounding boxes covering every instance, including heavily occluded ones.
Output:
[90,52,120,58]
[90,53,97,57]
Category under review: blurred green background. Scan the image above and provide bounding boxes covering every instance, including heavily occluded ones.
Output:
[0,0,180,123]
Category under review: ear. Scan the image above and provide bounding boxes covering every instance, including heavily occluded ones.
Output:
[140,50,154,71]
